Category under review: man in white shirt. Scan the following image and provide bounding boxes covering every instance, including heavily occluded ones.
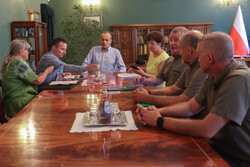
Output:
[82,31,126,72]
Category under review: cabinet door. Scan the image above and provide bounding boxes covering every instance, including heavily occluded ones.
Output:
[137,29,148,60]
[118,29,132,63]
[187,25,210,34]
[12,21,48,68]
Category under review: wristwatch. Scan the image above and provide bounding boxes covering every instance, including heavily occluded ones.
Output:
[157,117,164,129]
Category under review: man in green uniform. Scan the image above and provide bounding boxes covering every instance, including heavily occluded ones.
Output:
[132,30,206,107]
[136,26,188,87]
[137,32,250,166]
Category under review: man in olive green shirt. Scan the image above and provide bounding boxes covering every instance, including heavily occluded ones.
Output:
[133,30,206,107]
[137,32,250,166]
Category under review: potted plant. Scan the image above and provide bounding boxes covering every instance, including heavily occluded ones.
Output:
[61,4,103,65]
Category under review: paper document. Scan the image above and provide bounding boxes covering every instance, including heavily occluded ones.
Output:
[81,80,87,86]
[117,73,140,78]
[64,75,80,79]
[49,80,78,85]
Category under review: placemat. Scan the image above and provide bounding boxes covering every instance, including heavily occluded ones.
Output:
[70,110,138,133]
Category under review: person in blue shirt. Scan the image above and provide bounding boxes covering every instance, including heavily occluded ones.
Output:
[36,38,96,83]
[82,31,126,72]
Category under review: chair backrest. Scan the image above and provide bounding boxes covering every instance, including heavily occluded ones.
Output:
[0,79,7,124]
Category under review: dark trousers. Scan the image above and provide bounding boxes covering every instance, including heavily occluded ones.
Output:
[210,144,250,167]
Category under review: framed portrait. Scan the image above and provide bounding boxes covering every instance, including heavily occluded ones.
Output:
[83,14,103,26]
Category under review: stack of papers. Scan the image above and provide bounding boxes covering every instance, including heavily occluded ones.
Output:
[63,75,80,80]
[81,80,88,86]
[49,80,78,85]
[117,73,140,78]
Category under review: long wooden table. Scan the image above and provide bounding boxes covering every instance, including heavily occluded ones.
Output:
[0,74,229,166]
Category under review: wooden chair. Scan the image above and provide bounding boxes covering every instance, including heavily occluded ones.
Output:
[0,78,7,124]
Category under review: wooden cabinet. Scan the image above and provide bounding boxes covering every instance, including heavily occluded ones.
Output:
[111,23,213,63]
[11,21,48,69]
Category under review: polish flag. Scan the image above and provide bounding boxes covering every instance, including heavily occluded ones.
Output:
[230,6,249,57]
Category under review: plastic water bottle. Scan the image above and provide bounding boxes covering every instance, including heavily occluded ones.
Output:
[56,63,64,81]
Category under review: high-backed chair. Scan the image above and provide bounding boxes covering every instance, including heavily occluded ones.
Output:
[0,78,7,124]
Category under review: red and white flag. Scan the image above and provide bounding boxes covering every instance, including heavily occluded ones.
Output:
[230,5,249,57]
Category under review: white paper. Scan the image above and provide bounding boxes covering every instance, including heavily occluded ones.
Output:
[81,79,88,86]
[64,75,80,79]
[117,73,140,78]
[70,111,138,133]
[49,80,78,85]
[108,91,121,94]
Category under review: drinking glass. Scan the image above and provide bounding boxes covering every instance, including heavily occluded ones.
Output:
[110,103,121,123]
[89,104,99,124]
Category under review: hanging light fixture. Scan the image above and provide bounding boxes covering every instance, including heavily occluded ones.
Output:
[82,0,100,6]
[219,0,237,6]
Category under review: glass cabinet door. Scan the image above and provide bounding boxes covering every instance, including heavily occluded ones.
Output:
[136,29,147,60]
[39,26,43,62]
[12,21,48,70]
[27,38,36,71]
[163,29,172,54]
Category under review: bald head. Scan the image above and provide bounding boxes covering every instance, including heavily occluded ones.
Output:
[180,30,203,64]
[181,30,204,49]
[198,32,234,63]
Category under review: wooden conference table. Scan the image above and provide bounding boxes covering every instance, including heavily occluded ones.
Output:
[0,73,229,167]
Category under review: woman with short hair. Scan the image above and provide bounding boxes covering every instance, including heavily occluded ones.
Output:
[1,39,54,118]
[129,31,169,77]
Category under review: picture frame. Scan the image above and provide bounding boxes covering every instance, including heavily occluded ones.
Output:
[83,14,103,26]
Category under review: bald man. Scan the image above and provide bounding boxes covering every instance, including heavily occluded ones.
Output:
[82,31,126,72]
[137,32,250,166]
[133,30,206,107]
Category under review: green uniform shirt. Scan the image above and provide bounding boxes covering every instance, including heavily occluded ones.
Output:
[195,60,250,162]
[2,59,38,117]
[175,59,206,98]
[157,55,187,87]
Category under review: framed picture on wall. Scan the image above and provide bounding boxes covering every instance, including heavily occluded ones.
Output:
[83,14,103,26]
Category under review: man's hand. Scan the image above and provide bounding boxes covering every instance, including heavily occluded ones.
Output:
[62,72,71,77]
[136,104,147,125]
[45,66,54,74]
[137,104,161,127]
[132,88,149,102]
[86,64,97,71]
